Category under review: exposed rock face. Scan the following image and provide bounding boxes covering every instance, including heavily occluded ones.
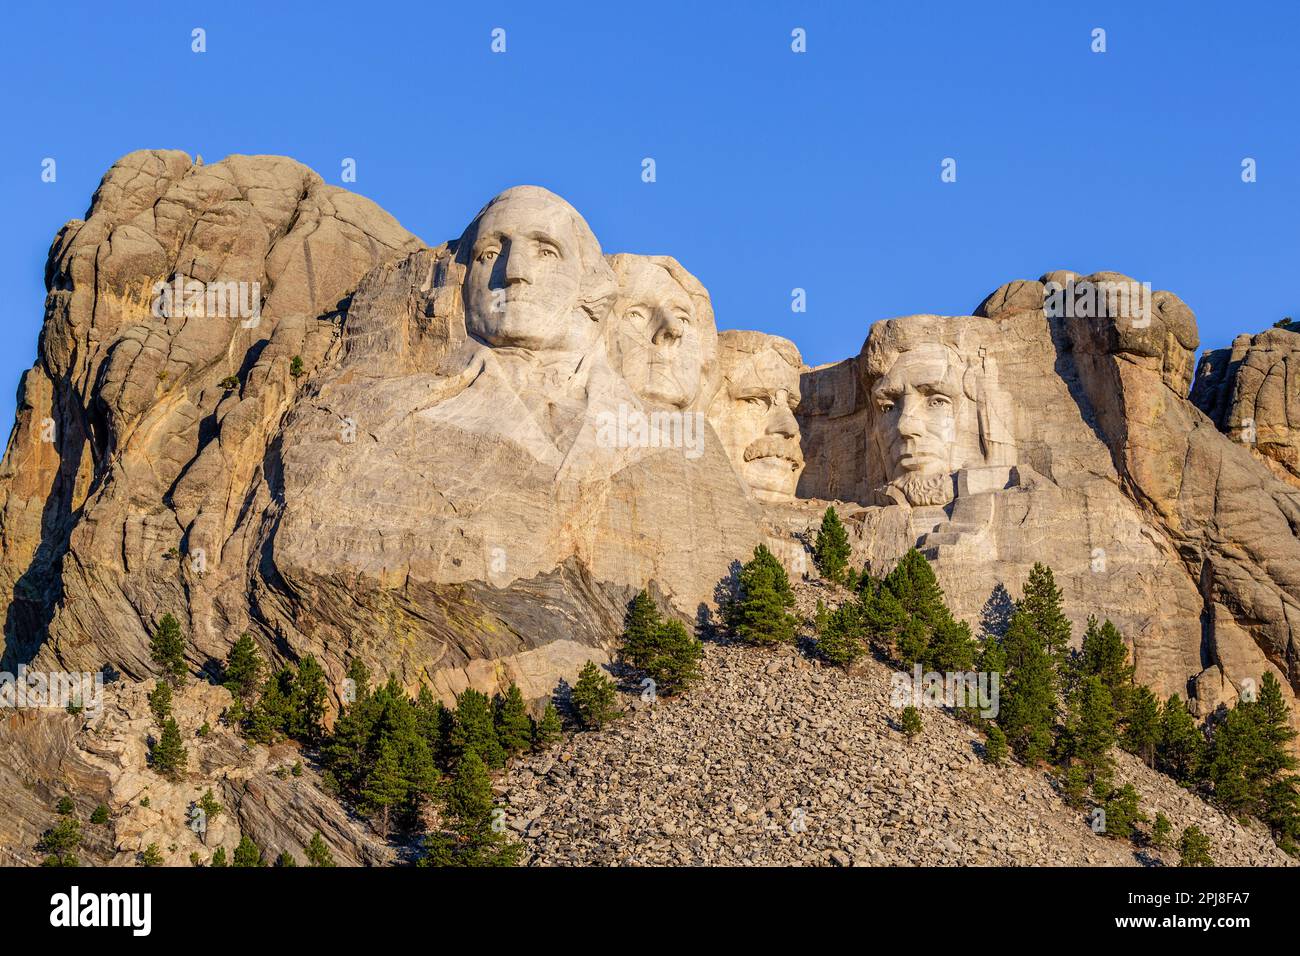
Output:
[1192,327,1300,488]
[1,153,1297,753]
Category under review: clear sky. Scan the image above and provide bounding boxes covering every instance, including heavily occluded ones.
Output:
[1,0,1297,437]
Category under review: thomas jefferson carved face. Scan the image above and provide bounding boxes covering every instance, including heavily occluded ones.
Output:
[708,332,805,501]
[460,187,609,353]
[608,255,716,409]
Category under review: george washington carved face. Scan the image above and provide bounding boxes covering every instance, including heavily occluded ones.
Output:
[458,186,614,353]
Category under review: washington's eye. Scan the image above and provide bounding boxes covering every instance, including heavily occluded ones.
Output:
[477,248,499,263]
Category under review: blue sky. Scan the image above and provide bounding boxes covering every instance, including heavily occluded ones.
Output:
[1,0,1296,436]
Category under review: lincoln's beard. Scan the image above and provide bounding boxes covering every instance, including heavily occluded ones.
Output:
[890,471,954,506]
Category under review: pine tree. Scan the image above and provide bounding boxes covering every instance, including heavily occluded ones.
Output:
[1122,684,1161,767]
[233,835,264,867]
[861,577,908,659]
[90,804,109,825]
[996,610,1057,764]
[641,618,704,694]
[1076,616,1134,713]
[210,846,228,867]
[1151,812,1173,849]
[1177,825,1214,866]
[419,750,521,867]
[56,796,74,815]
[494,684,533,755]
[245,669,294,745]
[900,705,923,743]
[621,589,662,665]
[289,656,329,742]
[1019,563,1071,668]
[1157,694,1205,784]
[451,688,507,768]
[812,507,851,584]
[1066,675,1118,787]
[926,615,977,672]
[532,702,562,750]
[223,633,264,703]
[571,661,619,730]
[815,600,865,667]
[150,613,188,686]
[140,843,164,866]
[306,831,337,867]
[728,544,797,645]
[275,851,297,867]
[147,680,172,724]
[37,815,81,866]
[151,717,188,779]
[983,725,1008,766]
[198,788,223,823]
[1099,783,1146,841]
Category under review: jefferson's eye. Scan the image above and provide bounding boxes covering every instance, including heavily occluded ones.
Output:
[674,312,691,325]
[477,248,499,263]
[747,397,769,409]
[625,308,646,321]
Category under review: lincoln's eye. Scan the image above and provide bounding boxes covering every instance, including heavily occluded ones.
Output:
[928,395,951,409]
[538,244,559,259]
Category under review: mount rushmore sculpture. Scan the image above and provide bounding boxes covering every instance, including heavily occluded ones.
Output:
[0,151,1297,731]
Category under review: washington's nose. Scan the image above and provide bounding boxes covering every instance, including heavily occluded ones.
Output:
[651,309,684,346]
[503,243,533,284]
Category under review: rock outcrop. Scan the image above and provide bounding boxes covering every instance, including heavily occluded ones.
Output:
[2,152,1299,860]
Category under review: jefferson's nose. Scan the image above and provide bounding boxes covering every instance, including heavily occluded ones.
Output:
[651,309,684,346]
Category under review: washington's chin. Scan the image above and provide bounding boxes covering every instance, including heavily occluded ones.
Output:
[743,456,803,500]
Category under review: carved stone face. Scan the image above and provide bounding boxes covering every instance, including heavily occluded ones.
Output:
[609,257,707,409]
[709,333,804,501]
[872,342,962,483]
[462,189,592,352]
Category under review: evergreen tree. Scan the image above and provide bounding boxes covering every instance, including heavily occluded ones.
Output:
[275,851,297,867]
[147,680,172,724]
[210,847,228,867]
[222,633,264,703]
[861,576,908,656]
[289,656,329,742]
[494,684,534,755]
[927,616,977,672]
[150,613,188,686]
[198,788,223,823]
[306,831,337,867]
[1177,825,1214,866]
[812,507,851,584]
[1076,616,1135,712]
[140,843,164,866]
[532,702,562,750]
[419,750,521,867]
[900,705,923,744]
[450,688,507,768]
[815,600,865,667]
[621,589,661,665]
[90,804,109,825]
[1157,694,1206,784]
[995,610,1057,764]
[1099,783,1146,841]
[56,796,74,815]
[37,815,81,866]
[245,668,295,744]
[233,835,264,867]
[1065,675,1118,787]
[571,661,619,730]
[1122,684,1161,767]
[151,718,188,779]
[1150,812,1173,849]
[983,725,1008,766]
[1019,563,1071,669]
[728,544,797,645]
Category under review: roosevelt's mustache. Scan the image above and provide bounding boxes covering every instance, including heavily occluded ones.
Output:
[744,435,804,466]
